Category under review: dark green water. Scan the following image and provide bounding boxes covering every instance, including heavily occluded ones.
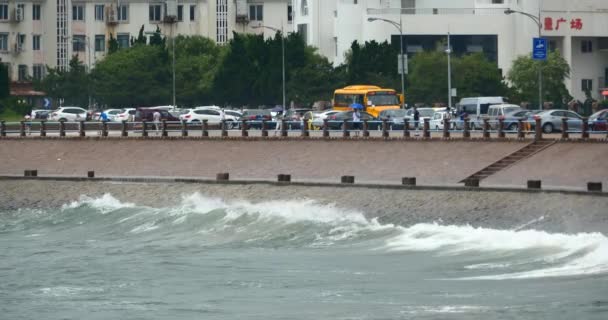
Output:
[1,193,607,319]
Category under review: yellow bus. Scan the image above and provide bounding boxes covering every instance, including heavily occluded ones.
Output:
[332,85,403,118]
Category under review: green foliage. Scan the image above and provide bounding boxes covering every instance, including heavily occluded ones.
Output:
[131,25,147,46]
[39,56,89,107]
[0,63,9,101]
[92,44,170,107]
[345,40,400,90]
[108,33,119,55]
[508,51,571,108]
[149,26,165,47]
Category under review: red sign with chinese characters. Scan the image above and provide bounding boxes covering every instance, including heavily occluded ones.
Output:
[544,17,583,31]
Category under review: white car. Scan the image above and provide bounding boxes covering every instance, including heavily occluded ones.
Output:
[179,108,239,128]
[96,109,123,121]
[429,111,452,130]
[115,108,136,122]
[49,107,88,122]
[311,110,340,129]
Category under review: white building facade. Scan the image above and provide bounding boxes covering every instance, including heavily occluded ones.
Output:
[292,0,608,101]
[0,0,292,82]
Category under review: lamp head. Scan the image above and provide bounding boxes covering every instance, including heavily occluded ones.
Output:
[504,9,515,15]
[367,17,377,22]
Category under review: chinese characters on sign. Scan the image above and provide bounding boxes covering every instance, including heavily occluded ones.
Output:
[544,17,583,31]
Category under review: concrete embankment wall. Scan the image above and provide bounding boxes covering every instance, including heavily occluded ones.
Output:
[0,139,528,185]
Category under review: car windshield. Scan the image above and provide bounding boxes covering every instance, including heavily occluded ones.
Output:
[419,109,435,117]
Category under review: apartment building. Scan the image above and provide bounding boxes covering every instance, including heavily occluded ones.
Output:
[292,0,608,101]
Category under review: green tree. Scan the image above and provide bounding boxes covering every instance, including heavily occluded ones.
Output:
[344,40,400,89]
[149,26,165,47]
[108,33,119,54]
[131,25,147,46]
[40,56,90,107]
[508,51,571,108]
[0,63,9,100]
[453,53,507,99]
[91,45,170,107]
[406,51,448,104]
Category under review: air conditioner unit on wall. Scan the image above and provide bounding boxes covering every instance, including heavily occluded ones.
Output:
[106,5,117,24]
[15,7,24,22]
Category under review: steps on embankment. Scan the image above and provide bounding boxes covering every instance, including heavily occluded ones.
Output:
[460,140,556,182]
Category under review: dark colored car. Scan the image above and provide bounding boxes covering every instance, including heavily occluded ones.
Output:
[242,109,272,129]
[326,111,377,130]
[589,109,608,131]
[378,109,409,129]
[134,108,180,122]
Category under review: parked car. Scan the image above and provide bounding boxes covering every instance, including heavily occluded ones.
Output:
[94,109,123,121]
[487,104,522,129]
[282,108,312,129]
[429,110,452,130]
[242,109,272,129]
[457,97,507,129]
[134,108,180,122]
[403,107,435,129]
[310,110,340,129]
[378,109,409,130]
[179,108,239,128]
[49,107,88,122]
[31,109,50,120]
[115,108,137,122]
[500,109,535,131]
[534,109,584,133]
[325,111,377,130]
[589,109,608,131]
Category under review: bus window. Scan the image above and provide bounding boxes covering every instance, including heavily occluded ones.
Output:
[367,93,399,106]
[335,94,364,106]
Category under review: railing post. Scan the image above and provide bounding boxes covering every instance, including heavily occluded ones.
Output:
[443,118,451,138]
[162,120,168,137]
[202,119,209,137]
[581,117,589,139]
[322,119,329,138]
[463,118,470,139]
[363,119,369,137]
[19,121,25,137]
[403,119,410,138]
[0,121,5,137]
[535,118,542,141]
[121,120,128,137]
[342,119,350,138]
[261,120,268,137]
[517,119,525,139]
[241,119,248,137]
[382,119,389,138]
[59,120,66,137]
[221,120,228,137]
[281,119,287,137]
[79,120,86,137]
[40,121,46,137]
[142,121,148,137]
[423,118,430,138]
[181,120,188,137]
[102,120,108,137]
[498,118,505,138]
[561,117,569,139]
[483,119,490,139]
[301,119,309,137]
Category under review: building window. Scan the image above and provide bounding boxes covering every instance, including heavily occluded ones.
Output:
[95,35,105,52]
[32,4,41,20]
[95,5,104,21]
[190,5,196,21]
[297,24,308,43]
[33,35,41,51]
[17,34,25,51]
[582,79,593,92]
[117,33,129,48]
[491,0,504,3]
[18,65,28,81]
[0,33,8,51]
[149,4,162,22]
[581,40,593,53]
[0,4,8,20]
[216,0,228,44]
[301,0,308,16]
[33,64,45,80]
[249,4,263,21]
[117,5,128,21]
[287,5,292,22]
[72,5,85,21]
[177,5,183,21]
[73,35,86,52]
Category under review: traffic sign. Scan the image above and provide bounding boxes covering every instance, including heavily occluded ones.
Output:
[397,54,408,75]
[532,38,547,61]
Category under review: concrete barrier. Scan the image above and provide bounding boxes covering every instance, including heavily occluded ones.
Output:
[322,119,329,138]
[80,121,86,137]
[181,120,188,137]
[261,120,268,137]
[59,120,66,137]
[301,120,309,137]
[483,119,490,139]
[20,121,25,137]
[535,118,542,141]
[518,120,525,139]
[382,119,389,138]
[121,121,128,137]
[216,173,230,181]
[423,119,430,138]
[142,121,148,137]
[562,118,569,139]
[202,120,209,137]
[498,119,505,138]
[403,119,410,138]
[277,174,291,182]
[241,120,248,137]
[463,118,471,139]
[527,180,542,189]
[582,117,589,139]
[221,120,228,137]
[162,120,168,137]
[102,121,108,137]
[588,182,602,192]
[443,119,450,138]
[402,177,416,186]
[341,176,355,184]
[40,121,46,137]
[0,121,5,137]
[363,120,370,138]
[342,120,350,138]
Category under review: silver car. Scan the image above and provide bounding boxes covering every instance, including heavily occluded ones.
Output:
[535,110,584,133]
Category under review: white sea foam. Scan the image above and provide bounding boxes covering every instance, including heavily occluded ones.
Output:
[63,193,134,214]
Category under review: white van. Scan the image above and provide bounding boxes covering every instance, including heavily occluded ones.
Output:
[457,97,506,129]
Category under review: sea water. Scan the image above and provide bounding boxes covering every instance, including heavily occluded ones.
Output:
[1,192,607,319]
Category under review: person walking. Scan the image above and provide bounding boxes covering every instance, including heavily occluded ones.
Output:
[219,108,226,130]
[153,110,161,135]
[352,107,361,136]
[274,110,283,136]
[99,110,108,136]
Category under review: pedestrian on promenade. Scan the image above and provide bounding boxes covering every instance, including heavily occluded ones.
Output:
[413,106,420,136]
[352,106,362,136]
[219,108,226,130]
[153,111,161,135]
[274,110,283,136]
[99,110,108,135]
[24,114,32,136]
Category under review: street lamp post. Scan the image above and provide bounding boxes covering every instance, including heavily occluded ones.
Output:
[253,24,286,113]
[368,16,406,109]
[505,8,544,111]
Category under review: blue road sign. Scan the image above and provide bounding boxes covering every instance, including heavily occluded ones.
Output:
[43,98,51,109]
[533,38,547,61]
